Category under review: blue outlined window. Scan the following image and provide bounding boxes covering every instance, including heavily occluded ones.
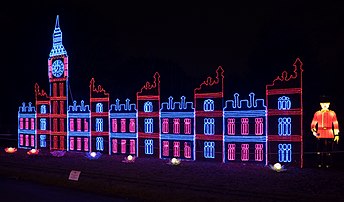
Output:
[40,105,46,114]
[96,137,104,151]
[144,101,153,112]
[40,118,46,130]
[204,118,215,135]
[145,139,153,154]
[96,118,103,132]
[40,135,46,147]
[96,103,103,113]
[144,118,153,133]
[278,144,292,162]
[204,141,215,158]
[278,96,291,110]
[203,99,214,111]
[278,117,291,136]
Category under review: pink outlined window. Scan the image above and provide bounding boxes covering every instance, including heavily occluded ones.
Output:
[228,144,236,160]
[70,137,74,150]
[241,118,249,135]
[184,142,191,158]
[184,118,191,134]
[84,138,89,151]
[112,119,117,133]
[30,118,35,130]
[162,118,169,133]
[20,134,24,146]
[173,118,180,134]
[129,119,135,133]
[227,118,235,135]
[25,135,29,146]
[121,119,126,133]
[121,139,127,154]
[59,136,64,150]
[77,137,81,151]
[70,119,74,132]
[84,119,89,132]
[241,144,249,161]
[173,141,180,157]
[255,144,263,161]
[53,136,58,149]
[163,141,169,156]
[130,139,135,154]
[20,118,23,129]
[77,118,81,132]
[255,118,263,135]
[30,135,35,147]
[25,118,29,130]
[112,139,118,154]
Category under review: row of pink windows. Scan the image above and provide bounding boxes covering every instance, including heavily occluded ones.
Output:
[19,118,35,130]
[69,118,89,132]
[227,118,264,135]
[111,119,136,133]
[19,134,35,147]
[161,118,192,134]
[227,144,264,161]
[112,139,136,154]
[162,141,192,158]
[69,137,89,151]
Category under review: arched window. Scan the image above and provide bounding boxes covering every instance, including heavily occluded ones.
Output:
[203,99,214,111]
[204,118,215,135]
[145,139,153,154]
[40,105,46,114]
[96,118,103,132]
[204,141,215,158]
[96,103,103,113]
[144,101,153,112]
[144,118,153,133]
[278,96,291,110]
[40,118,46,130]
[96,137,104,151]
[278,117,292,136]
[278,144,292,162]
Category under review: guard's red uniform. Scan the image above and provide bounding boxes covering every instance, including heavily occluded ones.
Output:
[311,109,339,138]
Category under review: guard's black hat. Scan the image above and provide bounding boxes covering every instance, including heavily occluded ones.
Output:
[319,95,330,103]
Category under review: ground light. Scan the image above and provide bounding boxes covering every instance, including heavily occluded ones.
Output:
[270,163,287,172]
[122,155,136,163]
[5,147,17,154]
[85,152,102,160]
[27,149,39,155]
[50,150,66,157]
[170,158,181,166]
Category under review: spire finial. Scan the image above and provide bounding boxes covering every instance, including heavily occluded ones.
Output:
[55,15,60,29]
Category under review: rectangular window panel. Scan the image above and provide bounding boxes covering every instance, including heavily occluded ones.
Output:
[30,118,35,130]
[184,142,191,158]
[228,144,236,160]
[112,139,118,154]
[77,137,81,151]
[173,119,180,134]
[53,136,58,149]
[84,138,89,151]
[121,139,127,154]
[121,119,126,133]
[70,119,74,132]
[162,118,169,134]
[130,139,135,154]
[255,118,263,135]
[84,119,89,132]
[129,119,135,133]
[184,118,191,134]
[25,118,29,130]
[227,118,235,135]
[163,141,169,156]
[112,119,117,133]
[241,118,249,135]
[30,135,35,147]
[241,144,249,161]
[59,136,64,150]
[20,118,23,129]
[173,141,180,157]
[20,134,24,146]
[255,144,264,161]
[25,135,29,146]
[70,137,74,150]
[77,118,81,132]
[40,135,46,147]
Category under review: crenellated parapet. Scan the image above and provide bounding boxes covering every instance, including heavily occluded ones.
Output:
[68,100,90,113]
[110,98,137,112]
[18,102,36,113]
[224,92,266,111]
[161,96,194,112]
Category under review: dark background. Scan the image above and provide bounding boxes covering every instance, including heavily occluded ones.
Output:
[1,1,343,152]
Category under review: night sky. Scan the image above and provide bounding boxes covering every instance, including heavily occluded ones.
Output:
[1,0,343,147]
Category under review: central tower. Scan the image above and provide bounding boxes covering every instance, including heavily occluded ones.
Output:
[48,15,69,150]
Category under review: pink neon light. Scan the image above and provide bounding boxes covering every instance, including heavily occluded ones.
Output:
[173,118,180,134]
[112,139,118,153]
[173,141,180,157]
[136,72,160,96]
[227,118,235,135]
[77,118,81,132]
[121,119,126,133]
[266,58,303,87]
[184,118,191,134]
[70,119,74,131]
[255,144,263,161]
[112,119,117,132]
[30,135,35,147]
[241,118,249,135]
[31,118,35,130]
[162,118,169,133]
[20,134,23,146]
[25,135,29,146]
[84,119,89,132]
[163,141,169,156]
[121,139,126,154]
[255,118,263,135]
[228,144,235,160]
[53,136,58,149]
[130,139,135,154]
[89,78,110,97]
[184,142,191,158]
[70,137,74,150]
[25,118,29,130]
[77,137,81,151]
[241,144,249,161]
[20,118,23,129]
[84,138,89,151]
[194,66,224,94]
[129,119,135,133]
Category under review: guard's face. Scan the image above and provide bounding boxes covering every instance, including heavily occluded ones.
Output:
[320,102,330,110]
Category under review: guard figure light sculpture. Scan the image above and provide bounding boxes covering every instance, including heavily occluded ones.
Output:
[311,96,339,168]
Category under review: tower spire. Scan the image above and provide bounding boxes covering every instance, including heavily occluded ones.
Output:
[49,15,67,57]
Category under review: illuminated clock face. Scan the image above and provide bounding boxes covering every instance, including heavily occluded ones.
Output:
[52,59,64,78]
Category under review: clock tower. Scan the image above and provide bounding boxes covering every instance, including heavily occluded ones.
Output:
[48,15,69,150]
